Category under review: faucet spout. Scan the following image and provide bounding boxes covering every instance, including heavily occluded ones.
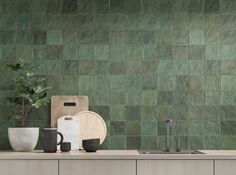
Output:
[165,119,173,152]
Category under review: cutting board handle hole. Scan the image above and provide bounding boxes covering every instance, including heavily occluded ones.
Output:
[64,102,76,106]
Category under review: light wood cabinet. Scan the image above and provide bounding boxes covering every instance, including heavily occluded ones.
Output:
[0,160,58,175]
[215,160,236,175]
[137,160,214,175]
[59,160,136,175]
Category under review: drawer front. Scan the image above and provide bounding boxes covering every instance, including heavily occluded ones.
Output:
[215,160,236,175]
[60,160,136,175]
[0,160,58,175]
[137,160,213,175]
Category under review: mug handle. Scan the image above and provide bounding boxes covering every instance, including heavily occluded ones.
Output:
[57,132,64,145]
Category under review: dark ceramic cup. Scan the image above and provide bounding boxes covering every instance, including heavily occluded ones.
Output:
[60,142,71,152]
[43,128,63,153]
[82,138,100,152]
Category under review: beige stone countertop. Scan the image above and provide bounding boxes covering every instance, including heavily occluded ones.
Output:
[1,150,236,160]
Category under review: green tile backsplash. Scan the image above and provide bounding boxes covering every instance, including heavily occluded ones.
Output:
[0,0,236,150]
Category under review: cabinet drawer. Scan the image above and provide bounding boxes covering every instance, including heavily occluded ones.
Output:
[137,160,213,175]
[60,160,136,175]
[0,160,58,175]
[215,160,236,175]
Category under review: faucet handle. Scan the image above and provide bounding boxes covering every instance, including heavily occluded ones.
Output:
[165,119,173,126]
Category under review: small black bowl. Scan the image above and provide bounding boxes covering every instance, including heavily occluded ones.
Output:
[82,138,100,152]
[60,142,71,152]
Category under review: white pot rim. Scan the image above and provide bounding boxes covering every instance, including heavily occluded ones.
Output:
[8,127,39,130]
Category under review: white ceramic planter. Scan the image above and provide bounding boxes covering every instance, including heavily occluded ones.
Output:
[8,127,39,152]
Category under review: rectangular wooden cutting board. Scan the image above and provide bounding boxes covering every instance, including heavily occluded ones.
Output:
[51,96,89,127]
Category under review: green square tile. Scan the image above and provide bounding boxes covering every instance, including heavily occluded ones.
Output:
[141,136,157,150]
[174,91,188,105]
[158,60,172,75]
[62,15,78,32]
[78,44,94,60]
[33,30,47,45]
[110,91,125,105]
[15,46,33,59]
[141,121,157,135]
[32,0,47,14]
[189,60,204,75]
[220,106,236,120]
[205,0,220,13]
[173,15,189,29]
[141,0,158,14]
[125,0,140,14]
[78,0,93,14]
[110,45,125,60]
[173,60,188,75]
[188,91,204,105]
[110,30,125,44]
[126,136,141,149]
[220,91,236,105]
[110,121,125,135]
[95,75,110,91]
[16,0,31,15]
[205,121,220,136]
[141,14,158,29]
[47,30,62,45]
[205,106,220,121]
[141,106,158,120]
[173,0,189,14]
[221,60,236,75]
[141,59,157,74]
[126,15,141,29]
[157,30,173,44]
[205,44,220,60]
[110,16,125,29]
[219,136,236,150]
[221,30,236,45]
[174,30,189,44]
[78,30,93,44]
[110,0,125,14]
[142,30,156,44]
[32,14,47,30]
[0,46,15,60]
[90,106,110,120]
[142,75,157,90]
[95,91,110,105]
[157,91,173,105]
[205,60,220,75]
[78,15,93,29]
[63,42,78,60]
[110,136,126,149]
[190,14,205,29]
[220,15,236,29]
[141,90,157,106]
[189,121,204,136]
[174,45,188,60]
[158,76,174,91]
[95,60,110,75]
[94,15,110,29]
[204,76,220,90]
[126,30,142,44]
[16,15,31,30]
[157,121,166,135]
[175,76,189,91]
[126,44,142,60]
[205,136,220,149]
[205,15,220,29]
[46,60,62,75]
[94,30,109,44]
[142,44,157,59]
[188,76,204,90]
[33,45,46,60]
[94,0,109,14]
[62,60,80,76]
[189,30,204,44]
[188,136,204,149]
[0,31,15,45]
[158,105,173,121]
[78,75,95,91]
[221,76,236,91]
[205,91,220,105]
[173,121,189,136]
[62,0,77,14]
[110,75,125,90]
[174,106,188,120]
[110,61,125,75]
[189,45,205,60]
[220,0,236,13]
[126,121,141,135]
[15,31,32,45]
[188,106,204,120]
[0,15,15,30]
[126,60,141,75]
[47,15,61,30]
[126,89,142,105]
[158,16,173,30]
[110,105,125,121]
[94,45,109,60]
[205,30,220,45]
[221,121,236,135]
[125,106,141,121]
[221,44,236,60]
[189,0,205,13]
[47,0,62,14]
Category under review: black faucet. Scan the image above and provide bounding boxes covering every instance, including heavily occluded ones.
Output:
[165,119,172,152]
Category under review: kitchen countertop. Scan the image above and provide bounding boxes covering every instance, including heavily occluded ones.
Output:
[1,150,236,160]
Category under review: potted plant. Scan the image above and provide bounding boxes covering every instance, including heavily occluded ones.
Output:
[7,59,51,151]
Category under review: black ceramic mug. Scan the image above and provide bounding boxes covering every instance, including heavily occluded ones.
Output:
[43,128,63,153]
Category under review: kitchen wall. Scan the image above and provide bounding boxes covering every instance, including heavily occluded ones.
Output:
[0,0,236,150]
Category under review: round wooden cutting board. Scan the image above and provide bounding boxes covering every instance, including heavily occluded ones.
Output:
[74,111,107,149]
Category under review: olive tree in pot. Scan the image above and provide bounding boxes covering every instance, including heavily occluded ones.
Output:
[7,59,51,151]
